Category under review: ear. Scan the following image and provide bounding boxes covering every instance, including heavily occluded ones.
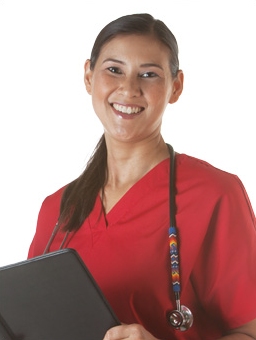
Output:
[84,59,93,95]
[169,70,184,104]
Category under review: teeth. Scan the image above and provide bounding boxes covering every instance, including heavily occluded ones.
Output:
[113,103,142,114]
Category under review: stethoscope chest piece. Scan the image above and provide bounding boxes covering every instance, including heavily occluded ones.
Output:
[167,305,193,331]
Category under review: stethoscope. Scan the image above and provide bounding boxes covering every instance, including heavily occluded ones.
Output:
[43,144,193,332]
[167,144,193,331]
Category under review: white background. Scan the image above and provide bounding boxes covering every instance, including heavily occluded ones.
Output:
[0,0,255,266]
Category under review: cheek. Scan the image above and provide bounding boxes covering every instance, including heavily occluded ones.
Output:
[144,79,171,96]
[146,86,169,106]
[91,76,116,101]
[90,79,112,117]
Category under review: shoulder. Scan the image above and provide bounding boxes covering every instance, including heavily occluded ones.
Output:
[36,185,67,235]
[40,186,66,212]
[175,152,255,222]
[176,152,243,192]
[28,185,67,258]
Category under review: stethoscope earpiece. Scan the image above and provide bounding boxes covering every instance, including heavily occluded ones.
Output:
[167,305,193,331]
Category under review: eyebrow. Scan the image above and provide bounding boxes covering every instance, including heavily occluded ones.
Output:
[102,58,163,70]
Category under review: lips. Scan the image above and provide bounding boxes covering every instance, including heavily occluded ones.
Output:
[112,103,144,115]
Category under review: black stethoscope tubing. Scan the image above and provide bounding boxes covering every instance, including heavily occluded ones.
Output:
[167,144,193,331]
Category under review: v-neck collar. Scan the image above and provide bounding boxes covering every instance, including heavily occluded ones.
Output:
[89,157,170,228]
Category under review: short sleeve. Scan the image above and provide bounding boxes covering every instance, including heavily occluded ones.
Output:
[191,174,256,329]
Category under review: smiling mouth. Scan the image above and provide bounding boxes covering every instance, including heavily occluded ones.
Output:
[112,103,144,115]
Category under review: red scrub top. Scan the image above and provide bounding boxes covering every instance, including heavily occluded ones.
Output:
[28,153,256,340]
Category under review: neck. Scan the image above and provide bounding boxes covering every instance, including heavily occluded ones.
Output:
[105,136,169,189]
[100,136,170,214]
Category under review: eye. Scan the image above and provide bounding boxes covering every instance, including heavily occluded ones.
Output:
[107,67,122,74]
[140,72,158,78]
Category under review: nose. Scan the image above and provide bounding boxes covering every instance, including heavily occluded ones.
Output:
[118,76,142,97]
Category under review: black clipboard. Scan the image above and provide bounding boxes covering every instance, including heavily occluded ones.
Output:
[0,248,120,340]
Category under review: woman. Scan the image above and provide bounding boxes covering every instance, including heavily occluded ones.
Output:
[28,13,256,339]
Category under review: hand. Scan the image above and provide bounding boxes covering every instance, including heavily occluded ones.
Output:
[103,323,161,340]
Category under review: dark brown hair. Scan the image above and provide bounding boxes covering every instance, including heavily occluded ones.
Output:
[59,13,180,231]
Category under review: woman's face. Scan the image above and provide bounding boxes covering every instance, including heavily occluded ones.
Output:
[84,34,183,144]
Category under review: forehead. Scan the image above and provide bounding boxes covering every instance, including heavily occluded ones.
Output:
[98,34,171,63]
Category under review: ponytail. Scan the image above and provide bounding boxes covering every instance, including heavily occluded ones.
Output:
[59,134,107,231]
